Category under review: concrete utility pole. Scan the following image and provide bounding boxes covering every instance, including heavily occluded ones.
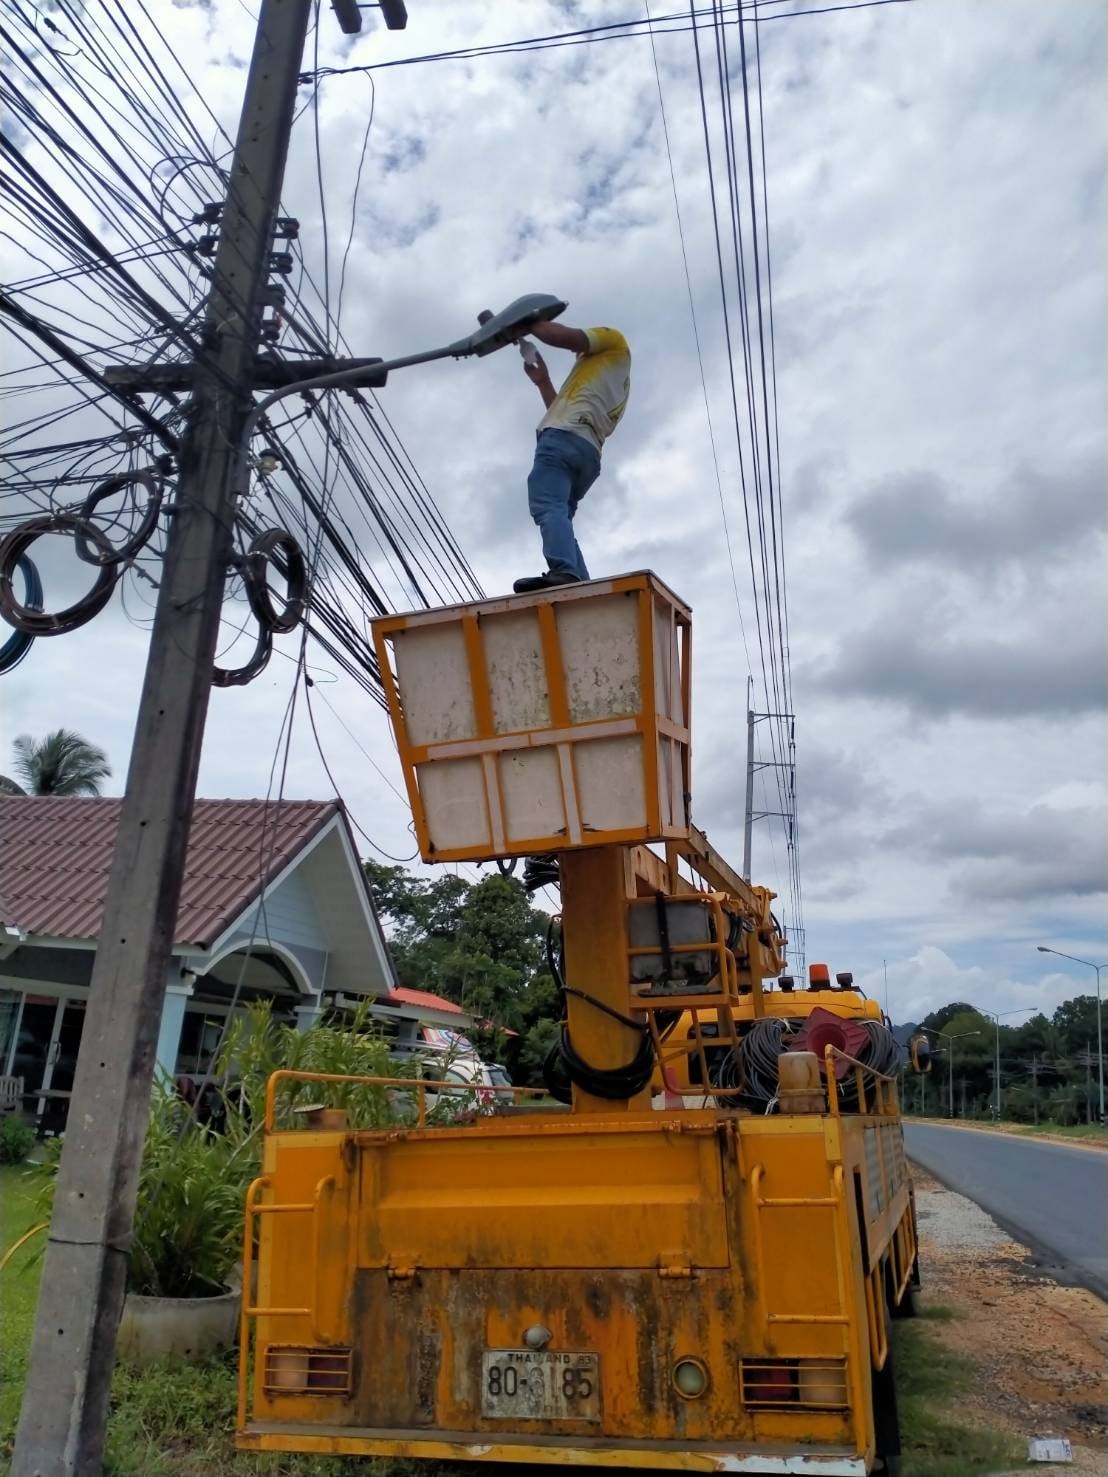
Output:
[12,4,316,1472]
[1032,1053,1038,1126]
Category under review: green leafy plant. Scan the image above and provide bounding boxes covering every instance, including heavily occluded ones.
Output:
[30,1003,414,1299]
[0,1117,35,1165]
[216,998,417,1131]
[127,1088,255,1298]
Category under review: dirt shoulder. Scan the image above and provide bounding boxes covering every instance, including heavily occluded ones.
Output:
[913,1166,1108,1475]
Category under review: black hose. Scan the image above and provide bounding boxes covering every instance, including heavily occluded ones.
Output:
[0,554,42,674]
[542,915,656,1102]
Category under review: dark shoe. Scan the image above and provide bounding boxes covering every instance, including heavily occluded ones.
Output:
[512,571,582,593]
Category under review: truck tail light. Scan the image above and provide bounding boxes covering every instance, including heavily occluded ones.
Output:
[741,1357,848,1410]
[264,1345,354,1396]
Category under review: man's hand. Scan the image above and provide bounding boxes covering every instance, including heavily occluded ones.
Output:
[523,351,549,385]
[524,350,557,409]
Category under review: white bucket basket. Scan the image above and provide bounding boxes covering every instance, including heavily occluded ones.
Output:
[372,572,692,863]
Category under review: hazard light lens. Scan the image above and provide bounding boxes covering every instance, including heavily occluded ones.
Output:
[673,1357,709,1398]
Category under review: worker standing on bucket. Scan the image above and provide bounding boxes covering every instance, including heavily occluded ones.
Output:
[511,317,631,594]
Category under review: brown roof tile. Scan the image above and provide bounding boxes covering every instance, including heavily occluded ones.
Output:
[0,796,339,948]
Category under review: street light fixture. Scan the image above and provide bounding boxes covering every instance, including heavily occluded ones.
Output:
[242,293,569,452]
[922,1028,982,1118]
[1037,945,1105,1122]
[978,1007,1036,1120]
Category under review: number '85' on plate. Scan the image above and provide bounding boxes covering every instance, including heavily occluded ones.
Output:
[480,1350,601,1421]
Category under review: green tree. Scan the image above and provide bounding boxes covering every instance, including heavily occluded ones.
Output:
[8,728,111,796]
[919,1001,976,1035]
[1051,995,1100,1056]
[363,861,559,1084]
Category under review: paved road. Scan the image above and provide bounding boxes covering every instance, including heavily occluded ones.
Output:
[904,1123,1108,1300]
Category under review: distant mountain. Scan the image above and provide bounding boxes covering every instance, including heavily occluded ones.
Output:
[891,1021,919,1046]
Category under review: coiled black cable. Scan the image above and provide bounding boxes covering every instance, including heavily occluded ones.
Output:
[716,1017,799,1103]
[523,853,560,892]
[212,621,273,688]
[74,470,163,567]
[0,513,118,636]
[0,554,42,674]
[243,527,307,635]
[211,527,305,688]
[836,1021,903,1110]
[719,1016,905,1111]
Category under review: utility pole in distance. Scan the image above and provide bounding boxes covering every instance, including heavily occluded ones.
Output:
[13,4,315,1472]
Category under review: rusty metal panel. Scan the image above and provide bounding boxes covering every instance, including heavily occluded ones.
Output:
[347,1267,757,1441]
[355,1122,730,1270]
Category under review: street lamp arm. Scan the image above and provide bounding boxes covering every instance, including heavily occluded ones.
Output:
[241,292,568,456]
[1037,946,1105,972]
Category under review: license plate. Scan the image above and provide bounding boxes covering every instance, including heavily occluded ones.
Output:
[480,1349,600,1421]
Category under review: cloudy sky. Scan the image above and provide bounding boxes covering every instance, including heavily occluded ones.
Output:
[2,0,1104,1026]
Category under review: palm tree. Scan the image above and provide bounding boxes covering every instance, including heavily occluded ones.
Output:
[7,729,112,797]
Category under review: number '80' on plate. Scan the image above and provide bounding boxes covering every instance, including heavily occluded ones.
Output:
[480,1349,601,1422]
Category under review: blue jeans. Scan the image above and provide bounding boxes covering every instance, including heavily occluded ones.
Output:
[527,427,600,579]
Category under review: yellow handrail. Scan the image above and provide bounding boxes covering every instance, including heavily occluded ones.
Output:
[864,1266,888,1371]
[262,1068,548,1132]
[821,1045,899,1118]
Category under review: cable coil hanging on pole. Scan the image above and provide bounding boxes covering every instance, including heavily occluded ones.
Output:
[0,554,43,674]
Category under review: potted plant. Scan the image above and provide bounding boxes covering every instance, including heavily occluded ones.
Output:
[113,1085,255,1362]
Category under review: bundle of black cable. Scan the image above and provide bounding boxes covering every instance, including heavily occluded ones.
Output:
[540,916,671,1104]
[718,1016,904,1112]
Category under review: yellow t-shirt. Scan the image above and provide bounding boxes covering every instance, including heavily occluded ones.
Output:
[538,326,631,455]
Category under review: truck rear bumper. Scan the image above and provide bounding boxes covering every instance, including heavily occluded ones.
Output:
[238,1422,869,1473]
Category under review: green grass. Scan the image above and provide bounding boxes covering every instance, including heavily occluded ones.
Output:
[1008,1121,1107,1143]
[0,1163,47,1457]
[894,1309,1021,1477]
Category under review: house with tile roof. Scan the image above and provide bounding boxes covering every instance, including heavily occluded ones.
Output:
[0,795,473,1130]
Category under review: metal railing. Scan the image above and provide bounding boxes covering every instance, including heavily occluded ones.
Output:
[821,1045,900,1118]
[262,1067,549,1133]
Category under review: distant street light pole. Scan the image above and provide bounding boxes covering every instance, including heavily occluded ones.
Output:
[1037,946,1105,1121]
[923,1028,981,1118]
[980,1008,1036,1119]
